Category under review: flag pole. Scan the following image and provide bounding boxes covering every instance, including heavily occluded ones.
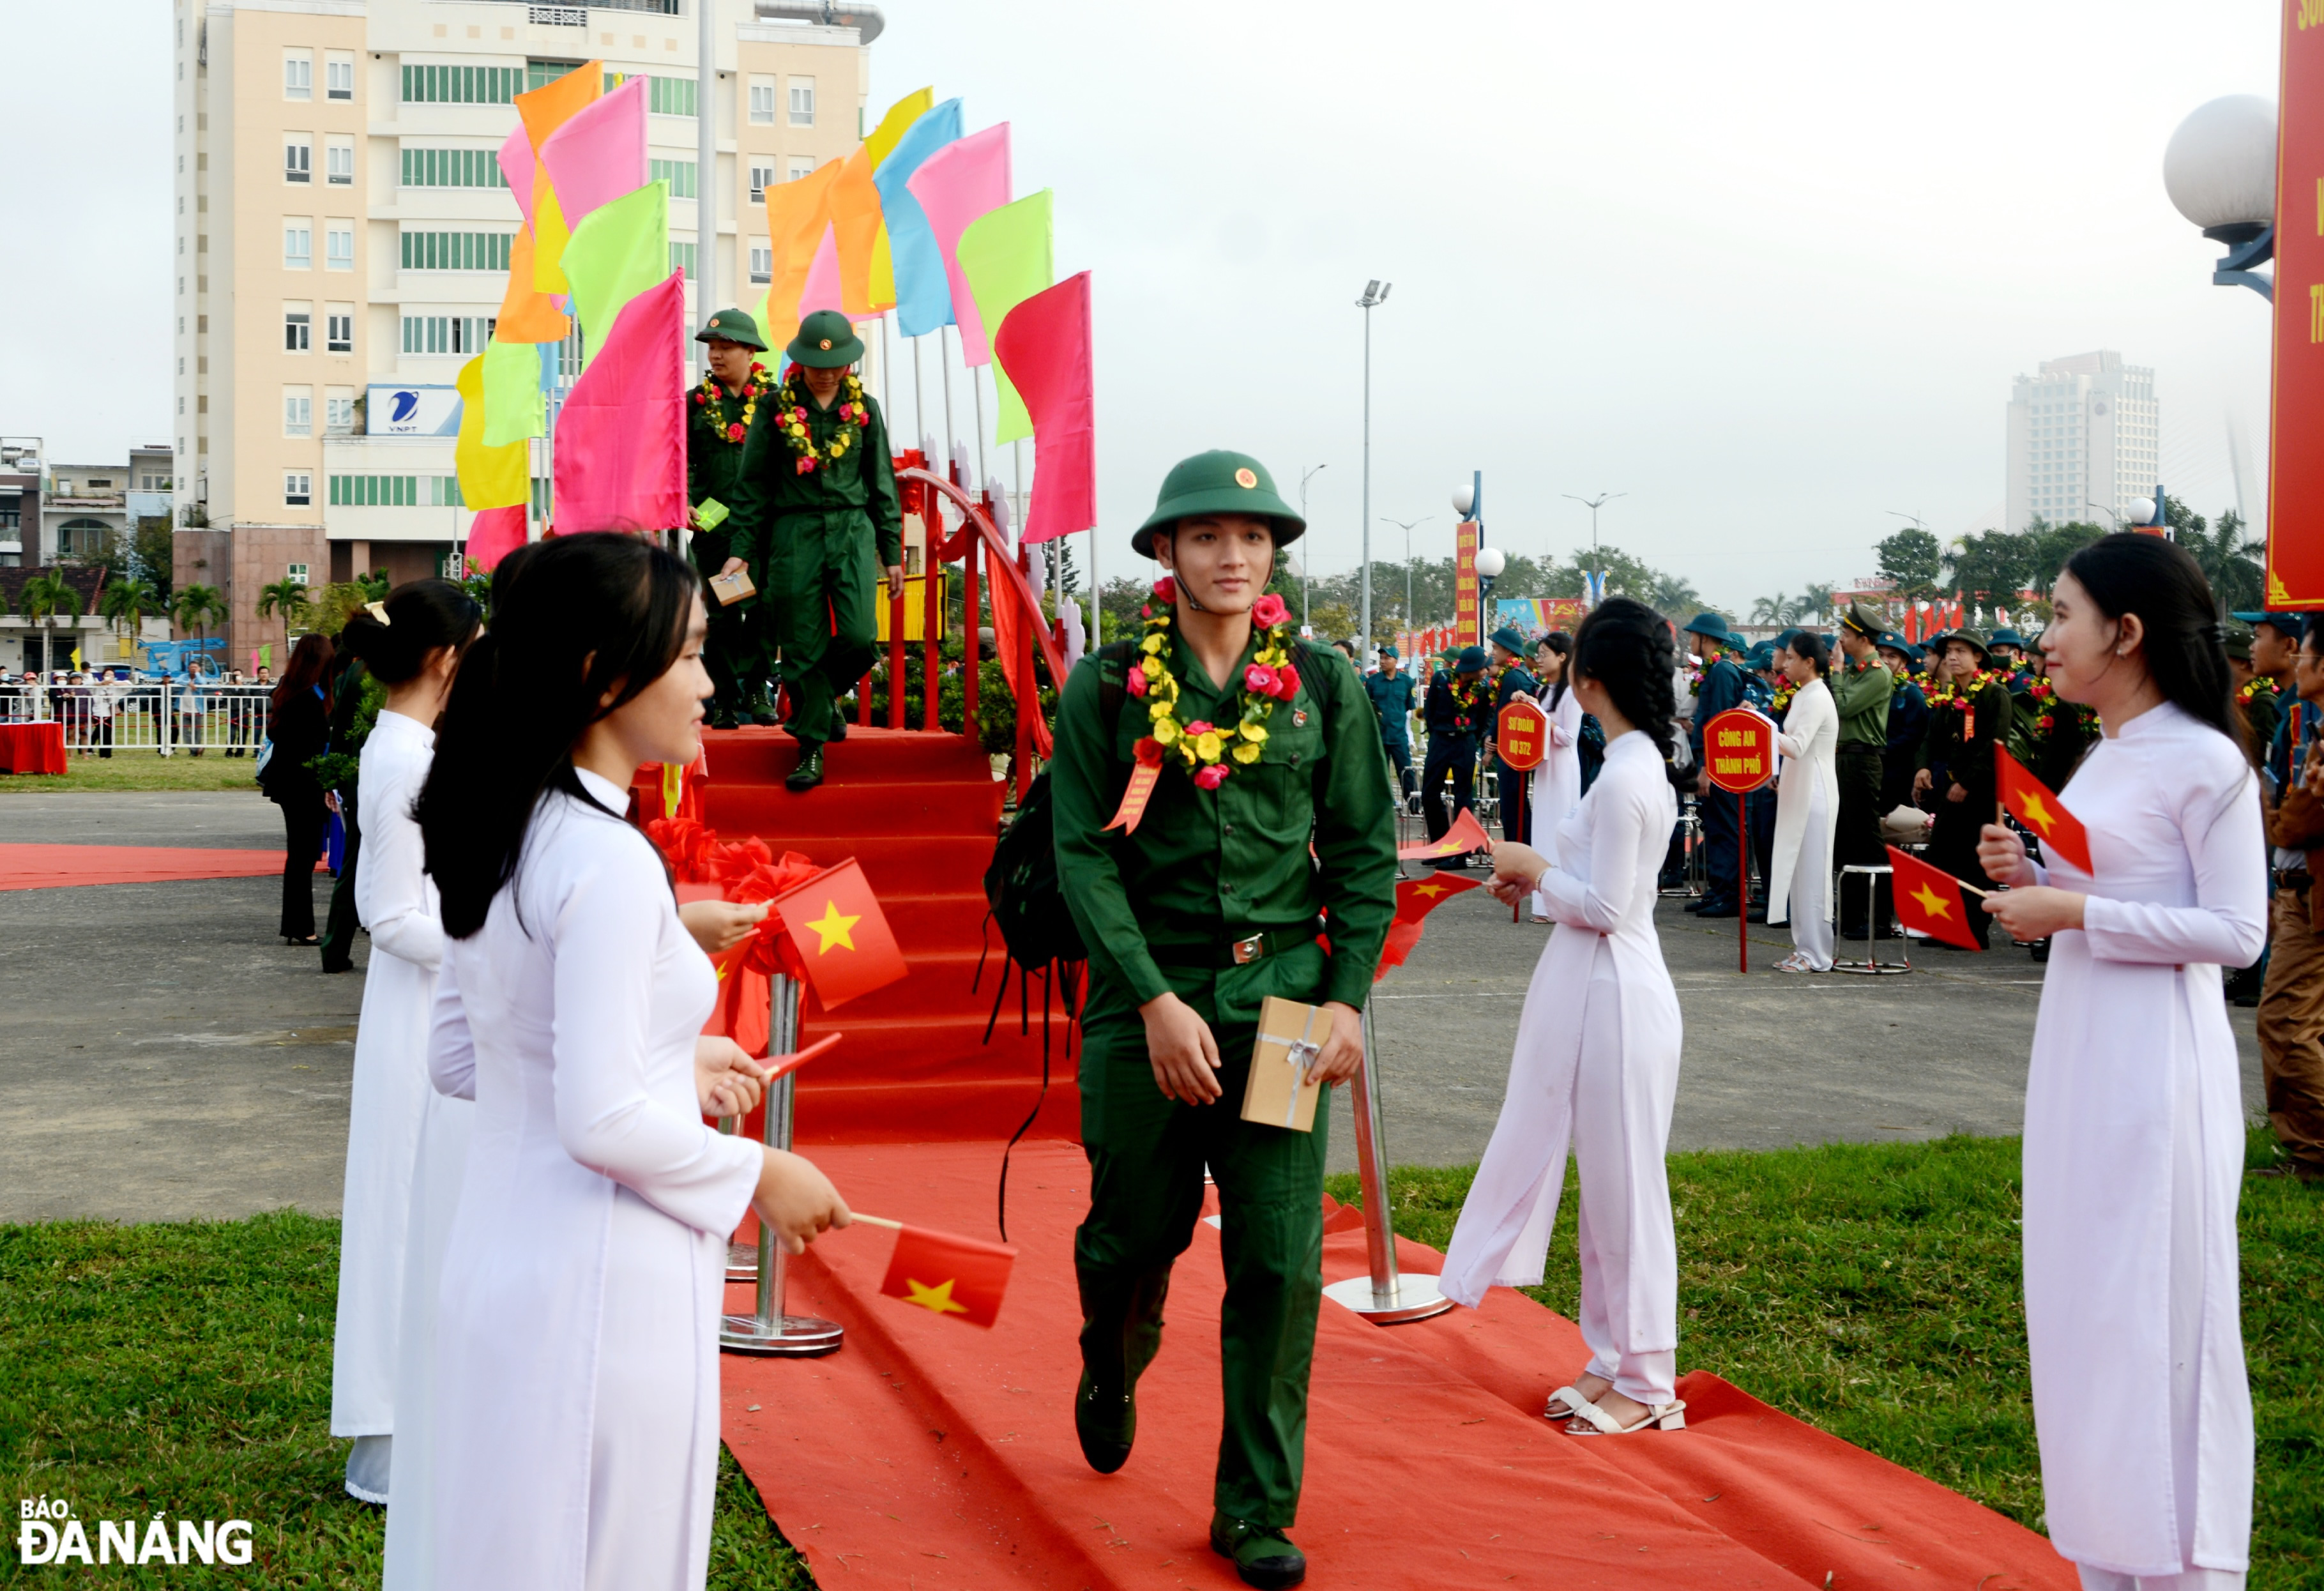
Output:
[911,331,927,464]
[971,362,992,540]
[940,324,959,487]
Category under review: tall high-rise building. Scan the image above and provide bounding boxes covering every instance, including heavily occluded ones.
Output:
[2004,350,2159,533]
[171,0,877,659]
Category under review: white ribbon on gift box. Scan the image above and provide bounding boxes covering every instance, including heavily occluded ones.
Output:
[1282,1005,1322,1129]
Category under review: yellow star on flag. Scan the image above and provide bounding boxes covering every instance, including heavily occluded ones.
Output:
[2019,790,2056,835]
[1411,882,1447,897]
[805,899,860,955]
[1911,883,1954,920]
[900,1276,968,1316]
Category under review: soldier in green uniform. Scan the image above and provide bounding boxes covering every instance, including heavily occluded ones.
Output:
[1830,600,1893,938]
[688,308,773,727]
[1915,627,2014,950]
[727,308,904,790]
[1051,450,1397,1590]
[1363,642,1418,803]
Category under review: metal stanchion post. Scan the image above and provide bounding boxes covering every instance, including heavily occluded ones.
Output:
[1322,1003,1454,1323]
[719,974,844,1356]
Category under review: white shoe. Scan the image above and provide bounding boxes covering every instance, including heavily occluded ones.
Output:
[1565,1397,1687,1435]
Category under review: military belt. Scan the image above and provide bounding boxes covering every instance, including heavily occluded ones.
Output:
[1147,921,1323,970]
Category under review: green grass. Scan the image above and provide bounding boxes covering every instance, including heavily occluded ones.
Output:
[0,1213,813,1588]
[0,756,264,793]
[1330,1125,2324,1589]
[3,1138,2314,1587]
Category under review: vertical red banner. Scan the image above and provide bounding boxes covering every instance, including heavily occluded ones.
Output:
[2267,0,2324,605]
[1455,519,1480,648]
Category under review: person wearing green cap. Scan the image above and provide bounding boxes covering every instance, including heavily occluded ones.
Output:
[1422,644,1493,867]
[689,309,774,726]
[1830,600,1894,938]
[1049,449,1396,1588]
[1680,613,1748,917]
[1914,627,2012,949]
[1363,642,1418,804]
[726,308,904,789]
[1485,625,1537,842]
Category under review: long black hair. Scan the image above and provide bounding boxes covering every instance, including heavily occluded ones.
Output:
[1788,629,1830,678]
[271,632,336,715]
[336,579,482,687]
[2060,533,2242,757]
[1536,630,1573,711]
[419,534,700,939]
[1571,597,1677,759]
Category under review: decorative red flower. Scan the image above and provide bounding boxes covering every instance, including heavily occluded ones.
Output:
[1273,664,1301,700]
[1251,593,1289,628]
[856,409,870,427]
[1139,605,1152,620]
[1184,719,1215,737]
[694,392,708,406]
[1124,666,1148,697]
[1243,663,1279,696]
[795,457,814,475]
[1192,763,1229,790]
[1134,736,1164,766]
[725,422,745,441]
[1152,575,1178,603]
[751,360,766,372]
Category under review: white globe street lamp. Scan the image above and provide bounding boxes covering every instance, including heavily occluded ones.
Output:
[1473,546,1507,581]
[2164,95,2277,301]
[1450,482,1476,517]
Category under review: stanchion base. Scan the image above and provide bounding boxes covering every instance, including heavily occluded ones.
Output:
[726,1242,759,1282]
[1829,959,1911,976]
[1322,1272,1457,1325]
[719,1312,844,1356]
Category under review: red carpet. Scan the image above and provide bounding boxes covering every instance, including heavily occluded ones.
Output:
[0,842,317,891]
[721,1141,2074,1591]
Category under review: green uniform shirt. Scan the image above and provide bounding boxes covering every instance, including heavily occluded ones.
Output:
[1919,676,2013,789]
[1051,632,1398,1014]
[729,385,906,570]
[1830,656,1892,750]
[686,373,765,518]
[2244,680,2283,758]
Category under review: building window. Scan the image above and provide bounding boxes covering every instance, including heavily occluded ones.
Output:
[400,147,509,188]
[400,314,497,354]
[326,390,356,434]
[649,158,696,199]
[327,136,354,187]
[749,245,772,284]
[285,475,313,508]
[285,136,312,185]
[284,305,312,352]
[284,388,313,438]
[285,222,312,270]
[401,64,521,104]
[669,241,697,278]
[287,563,310,586]
[647,75,695,117]
[750,165,773,205]
[326,223,354,271]
[285,50,313,101]
[399,231,515,271]
[329,473,443,507]
[326,51,354,101]
[326,306,354,353]
[788,77,815,126]
[748,77,775,124]
[788,159,815,183]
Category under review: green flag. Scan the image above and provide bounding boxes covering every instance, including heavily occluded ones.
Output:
[955,190,1053,445]
[480,337,546,447]
[561,180,669,374]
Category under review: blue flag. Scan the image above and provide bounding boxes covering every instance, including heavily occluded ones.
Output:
[874,98,964,338]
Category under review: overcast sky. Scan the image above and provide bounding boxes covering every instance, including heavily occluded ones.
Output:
[4,1,2283,614]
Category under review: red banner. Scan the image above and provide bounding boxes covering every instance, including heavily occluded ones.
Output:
[1702,707,1776,795]
[2267,0,2324,606]
[1455,519,1480,647]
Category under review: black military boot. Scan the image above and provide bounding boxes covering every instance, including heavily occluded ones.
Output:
[1210,1514,1306,1588]
[785,746,824,791]
[742,682,778,726]
[1074,1266,1170,1475]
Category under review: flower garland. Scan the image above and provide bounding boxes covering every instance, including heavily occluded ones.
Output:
[690,361,772,445]
[1446,669,1491,733]
[1768,678,1800,715]
[1925,667,2007,712]
[1122,579,1298,790]
[2239,676,2279,707]
[772,372,872,476]
[2024,679,2101,742]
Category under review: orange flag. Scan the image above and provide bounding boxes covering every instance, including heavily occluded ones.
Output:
[1995,744,2092,874]
[770,858,906,1009]
[1397,807,1492,862]
[1375,871,1483,980]
[494,227,571,344]
[879,1223,1017,1328]
[762,158,845,353]
[1885,844,1984,951]
[828,141,887,316]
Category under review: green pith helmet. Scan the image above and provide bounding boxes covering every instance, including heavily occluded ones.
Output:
[785,308,865,369]
[1132,450,1307,558]
[1681,611,1733,641]
[1931,627,1991,661]
[695,307,768,351]
[1454,645,1487,674]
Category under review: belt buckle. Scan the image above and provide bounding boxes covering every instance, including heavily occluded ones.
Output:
[1231,933,1265,966]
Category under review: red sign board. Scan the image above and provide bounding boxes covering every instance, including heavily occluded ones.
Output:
[1702,708,1775,794]
[1496,699,1547,771]
[2267,0,2324,605]
[1455,519,1480,647]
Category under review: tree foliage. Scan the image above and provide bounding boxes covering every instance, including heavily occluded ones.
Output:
[1876,528,1943,593]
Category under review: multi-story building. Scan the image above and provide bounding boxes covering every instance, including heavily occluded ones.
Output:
[2004,351,2161,533]
[0,439,42,570]
[173,0,878,658]
[38,446,176,567]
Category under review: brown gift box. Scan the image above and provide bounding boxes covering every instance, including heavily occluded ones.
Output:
[1240,996,1327,1132]
[708,568,757,607]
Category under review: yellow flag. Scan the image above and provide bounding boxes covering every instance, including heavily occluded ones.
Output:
[455,356,529,510]
[533,169,572,293]
[861,88,932,310]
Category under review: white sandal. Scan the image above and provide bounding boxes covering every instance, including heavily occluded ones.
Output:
[1542,1383,1600,1422]
[1564,1397,1687,1435]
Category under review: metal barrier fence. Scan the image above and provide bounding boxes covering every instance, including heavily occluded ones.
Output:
[0,683,270,756]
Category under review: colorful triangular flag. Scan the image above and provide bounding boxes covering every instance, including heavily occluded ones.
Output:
[770,857,906,1010]
[1995,744,2092,874]
[1885,844,1984,951]
[878,1222,1016,1329]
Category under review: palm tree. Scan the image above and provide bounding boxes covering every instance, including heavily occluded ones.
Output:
[20,570,80,660]
[1749,592,1793,625]
[100,576,163,663]
[256,576,311,651]
[2180,508,2266,616]
[173,583,227,656]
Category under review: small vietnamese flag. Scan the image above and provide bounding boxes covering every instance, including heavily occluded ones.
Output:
[878,1223,1017,1329]
[1995,744,2093,874]
[770,858,906,1010]
[1397,807,1493,862]
[1374,872,1484,980]
[1886,844,1984,951]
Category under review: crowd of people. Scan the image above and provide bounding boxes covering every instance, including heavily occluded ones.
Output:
[0,664,276,755]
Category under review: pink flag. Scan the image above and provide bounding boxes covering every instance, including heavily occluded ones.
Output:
[464,504,529,573]
[797,222,844,318]
[904,124,1012,365]
[540,75,648,232]
[552,271,687,535]
[993,272,1093,545]
[498,125,537,230]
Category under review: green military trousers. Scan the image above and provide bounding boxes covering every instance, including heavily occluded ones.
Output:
[687,528,759,714]
[750,506,880,748]
[1074,938,1331,1528]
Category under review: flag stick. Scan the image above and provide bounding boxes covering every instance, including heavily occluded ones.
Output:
[1738,790,1749,975]
[847,1213,906,1230]
[911,330,926,459]
[971,362,991,529]
[940,324,959,487]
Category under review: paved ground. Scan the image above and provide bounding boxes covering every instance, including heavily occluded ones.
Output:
[0,793,2266,1217]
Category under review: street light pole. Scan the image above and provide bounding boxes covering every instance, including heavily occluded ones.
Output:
[1356,280,1390,648]
[1560,492,1625,590]
[1379,515,1431,627]
[1300,463,1327,630]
